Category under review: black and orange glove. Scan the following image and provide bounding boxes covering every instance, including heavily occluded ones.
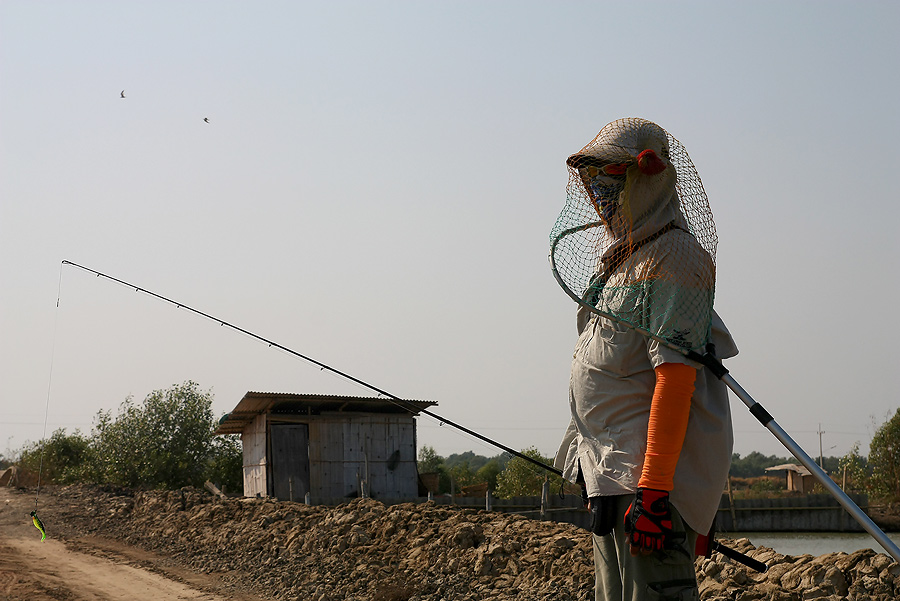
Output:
[624,488,673,555]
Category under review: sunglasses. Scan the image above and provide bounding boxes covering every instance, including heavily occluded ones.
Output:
[567,154,629,176]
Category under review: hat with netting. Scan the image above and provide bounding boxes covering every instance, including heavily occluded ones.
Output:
[550,117,718,351]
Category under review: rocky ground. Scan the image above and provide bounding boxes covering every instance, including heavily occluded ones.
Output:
[4,484,900,600]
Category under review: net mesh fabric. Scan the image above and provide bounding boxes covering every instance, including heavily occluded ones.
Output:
[550,118,718,352]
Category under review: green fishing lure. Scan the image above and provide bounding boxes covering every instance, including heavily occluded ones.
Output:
[30,510,46,541]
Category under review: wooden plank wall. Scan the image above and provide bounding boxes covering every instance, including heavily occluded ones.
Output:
[243,412,419,500]
[306,414,418,499]
[241,413,267,498]
[308,417,343,497]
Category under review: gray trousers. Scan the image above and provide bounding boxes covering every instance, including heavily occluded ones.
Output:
[592,495,699,601]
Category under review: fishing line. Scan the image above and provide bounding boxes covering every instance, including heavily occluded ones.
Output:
[60,260,562,478]
[30,263,65,537]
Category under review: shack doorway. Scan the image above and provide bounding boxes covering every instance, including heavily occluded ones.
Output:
[271,423,310,501]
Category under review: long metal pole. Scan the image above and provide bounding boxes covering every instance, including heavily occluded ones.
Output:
[722,374,900,562]
[60,260,560,477]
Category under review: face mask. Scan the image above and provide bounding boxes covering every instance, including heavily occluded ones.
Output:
[584,171,625,223]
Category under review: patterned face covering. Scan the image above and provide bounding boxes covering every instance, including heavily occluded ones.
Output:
[585,170,625,224]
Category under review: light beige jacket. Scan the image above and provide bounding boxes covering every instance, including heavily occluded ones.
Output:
[554,293,737,535]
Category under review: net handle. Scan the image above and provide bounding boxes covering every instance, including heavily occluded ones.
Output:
[721,374,900,561]
[549,228,900,562]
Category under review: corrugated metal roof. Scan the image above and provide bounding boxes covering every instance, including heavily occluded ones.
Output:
[765,463,812,476]
[214,392,437,435]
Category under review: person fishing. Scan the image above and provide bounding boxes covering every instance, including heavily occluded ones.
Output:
[552,117,737,601]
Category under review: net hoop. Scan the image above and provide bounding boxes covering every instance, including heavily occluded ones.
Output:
[548,222,689,357]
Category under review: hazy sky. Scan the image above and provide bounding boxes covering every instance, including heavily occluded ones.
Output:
[2,1,898,466]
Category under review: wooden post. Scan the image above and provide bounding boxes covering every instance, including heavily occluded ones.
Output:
[486,490,492,512]
[204,480,225,499]
[726,476,738,530]
[363,448,370,499]
[541,476,550,521]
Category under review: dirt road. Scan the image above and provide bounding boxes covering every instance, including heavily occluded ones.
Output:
[0,490,262,601]
[4,483,899,600]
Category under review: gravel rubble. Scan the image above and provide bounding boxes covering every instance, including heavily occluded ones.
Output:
[32,485,900,601]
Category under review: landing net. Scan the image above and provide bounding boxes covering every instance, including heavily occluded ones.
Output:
[549,117,718,352]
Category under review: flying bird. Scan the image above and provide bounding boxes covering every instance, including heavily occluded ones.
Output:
[203,117,210,123]
[120,90,125,98]
[30,510,46,541]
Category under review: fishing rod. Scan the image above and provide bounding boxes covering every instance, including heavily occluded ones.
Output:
[61,260,771,572]
[61,260,562,478]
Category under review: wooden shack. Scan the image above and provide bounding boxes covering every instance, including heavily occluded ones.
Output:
[214,392,435,501]
[765,463,816,493]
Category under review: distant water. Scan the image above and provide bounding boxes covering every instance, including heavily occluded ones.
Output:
[727,532,900,557]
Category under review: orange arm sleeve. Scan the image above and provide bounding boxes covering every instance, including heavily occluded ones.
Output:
[638,362,697,491]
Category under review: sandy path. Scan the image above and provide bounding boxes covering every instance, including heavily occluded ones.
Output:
[1,537,228,600]
[0,492,261,601]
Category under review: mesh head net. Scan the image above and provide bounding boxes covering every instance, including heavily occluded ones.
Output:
[550,117,718,352]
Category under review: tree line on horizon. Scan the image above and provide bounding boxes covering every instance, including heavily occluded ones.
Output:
[412,447,866,499]
[415,415,900,501]
[2,382,899,502]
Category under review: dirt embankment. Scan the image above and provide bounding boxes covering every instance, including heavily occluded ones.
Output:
[3,485,900,600]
